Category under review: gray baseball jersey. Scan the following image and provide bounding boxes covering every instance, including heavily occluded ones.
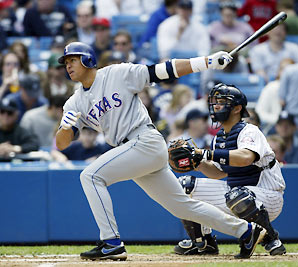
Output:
[61,63,251,241]
[63,63,151,146]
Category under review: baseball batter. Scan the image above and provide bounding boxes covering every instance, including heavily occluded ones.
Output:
[169,83,286,258]
[56,42,266,261]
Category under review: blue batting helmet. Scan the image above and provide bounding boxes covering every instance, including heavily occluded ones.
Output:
[58,42,97,68]
[208,83,250,123]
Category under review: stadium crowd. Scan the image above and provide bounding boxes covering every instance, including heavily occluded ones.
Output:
[0,0,298,164]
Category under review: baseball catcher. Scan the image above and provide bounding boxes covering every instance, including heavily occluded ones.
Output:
[172,83,286,258]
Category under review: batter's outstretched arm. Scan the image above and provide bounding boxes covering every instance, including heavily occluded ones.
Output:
[147,51,232,83]
[175,50,232,77]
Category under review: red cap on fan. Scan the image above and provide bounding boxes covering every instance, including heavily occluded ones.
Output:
[92,17,110,28]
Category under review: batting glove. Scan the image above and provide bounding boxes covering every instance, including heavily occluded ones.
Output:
[61,111,81,130]
[207,51,233,70]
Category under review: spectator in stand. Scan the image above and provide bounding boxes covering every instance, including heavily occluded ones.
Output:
[0,25,7,51]
[68,1,96,46]
[0,97,39,160]
[278,0,298,35]
[255,58,294,133]
[6,73,48,122]
[14,0,33,35]
[159,83,194,129]
[279,63,298,126]
[243,108,261,128]
[23,0,74,37]
[173,108,213,148]
[0,52,21,99]
[266,134,287,165]
[20,95,66,148]
[95,0,162,19]
[138,86,171,138]
[42,53,75,101]
[112,30,138,63]
[237,0,277,42]
[138,0,178,48]
[50,36,66,54]
[97,50,126,69]
[8,41,30,73]
[274,111,298,164]
[91,17,112,61]
[157,0,210,60]
[249,23,298,83]
[0,0,18,36]
[51,127,112,163]
[209,1,254,52]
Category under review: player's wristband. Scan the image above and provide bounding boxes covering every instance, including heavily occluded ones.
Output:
[190,57,208,72]
[213,149,229,165]
[202,149,212,160]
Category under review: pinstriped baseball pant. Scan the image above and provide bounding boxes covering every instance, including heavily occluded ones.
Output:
[191,178,284,234]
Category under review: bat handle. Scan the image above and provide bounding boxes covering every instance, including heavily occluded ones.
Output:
[218,50,236,65]
[218,57,225,65]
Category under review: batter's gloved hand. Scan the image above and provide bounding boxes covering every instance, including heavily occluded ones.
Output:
[61,110,81,130]
[207,51,233,70]
[168,139,203,173]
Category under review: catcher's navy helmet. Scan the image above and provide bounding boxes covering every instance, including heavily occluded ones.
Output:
[58,42,97,68]
[208,83,250,123]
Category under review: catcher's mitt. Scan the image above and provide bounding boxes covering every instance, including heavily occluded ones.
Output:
[168,139,203,173]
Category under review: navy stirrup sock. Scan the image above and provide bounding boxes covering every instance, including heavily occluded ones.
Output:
[240,223,252,240]
[105,238,121,246]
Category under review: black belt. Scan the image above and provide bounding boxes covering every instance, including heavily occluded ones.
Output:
[259,158,276,171]
[122,137,129,144]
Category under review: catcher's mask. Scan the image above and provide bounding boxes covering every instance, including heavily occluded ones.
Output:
[208,83,250,123]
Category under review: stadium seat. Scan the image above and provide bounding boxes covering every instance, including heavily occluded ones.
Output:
[212,72,265,103]
[202,2,221,25]
[58,0,81,15]
[7,36,52,72]
[111,15,148,49]
[286,35,298,44]
[170,50,201,97]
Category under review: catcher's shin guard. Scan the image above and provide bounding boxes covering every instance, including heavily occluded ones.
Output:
[225,186,285,255]
[175,220,218,255]
[181,219,204,243]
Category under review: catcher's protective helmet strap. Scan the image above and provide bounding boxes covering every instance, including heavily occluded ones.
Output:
[208,83,250,123]
[58,42,97,68]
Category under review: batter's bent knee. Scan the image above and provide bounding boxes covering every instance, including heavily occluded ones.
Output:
[80,168,106,186]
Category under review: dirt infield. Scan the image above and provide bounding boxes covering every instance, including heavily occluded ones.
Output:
[1,253,298,267]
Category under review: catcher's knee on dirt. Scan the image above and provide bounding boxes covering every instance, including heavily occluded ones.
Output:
[225,186,277,239]
[178,175,196,195]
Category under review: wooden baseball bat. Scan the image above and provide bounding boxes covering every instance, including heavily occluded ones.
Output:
[218,12,287,65]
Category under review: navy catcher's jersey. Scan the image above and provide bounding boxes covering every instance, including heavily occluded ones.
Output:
[211,121,285,191]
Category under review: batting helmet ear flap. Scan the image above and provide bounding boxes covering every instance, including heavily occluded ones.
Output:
[81,54,97,68]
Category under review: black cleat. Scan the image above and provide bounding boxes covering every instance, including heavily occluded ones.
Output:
[265,239,286,255]
[174,235,219,255]
[80,240,127,261]
[235,222,267,259]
